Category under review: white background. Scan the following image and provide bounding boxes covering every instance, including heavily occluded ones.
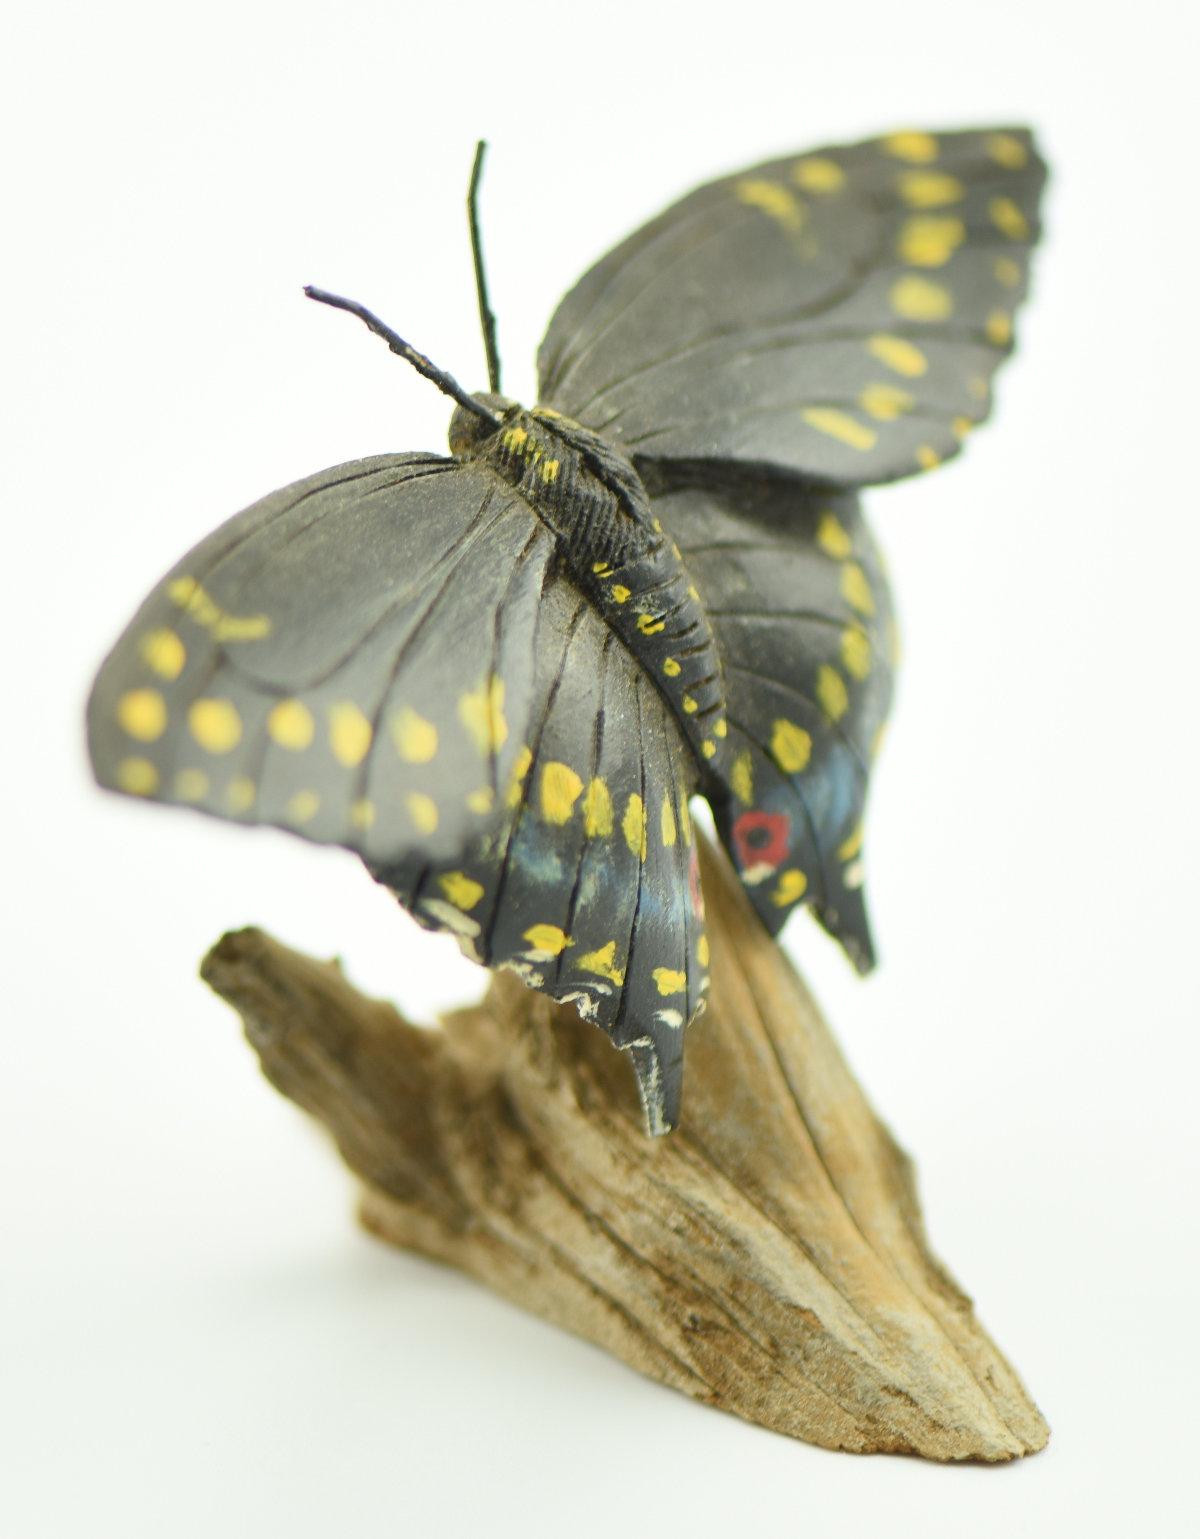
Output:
[3,2,1197,1534]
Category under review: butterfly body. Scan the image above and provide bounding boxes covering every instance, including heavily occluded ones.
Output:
[451,399,729,770]
[88,126,1046,1133]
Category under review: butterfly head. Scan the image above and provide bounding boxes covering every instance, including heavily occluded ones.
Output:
[448,393,518,458]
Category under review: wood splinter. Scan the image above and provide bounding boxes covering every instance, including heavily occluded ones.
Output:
[202,836,1048,1462]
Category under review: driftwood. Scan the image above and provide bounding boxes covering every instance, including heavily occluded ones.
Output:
[201,835,1047,1461]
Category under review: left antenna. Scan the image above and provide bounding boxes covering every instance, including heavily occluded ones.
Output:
[469,140,502,395]
[303,287,500,427]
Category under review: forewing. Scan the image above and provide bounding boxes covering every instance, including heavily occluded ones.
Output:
[539,126,1045,488]
[88,455,555,865]
[654,477,894,969]
[369,568,707,1135]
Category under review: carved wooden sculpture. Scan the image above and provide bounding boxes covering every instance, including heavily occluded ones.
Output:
[89,128,1049,1458]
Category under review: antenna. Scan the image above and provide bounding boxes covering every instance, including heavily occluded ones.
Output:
[303,286,500,428]
[468,140,502,395]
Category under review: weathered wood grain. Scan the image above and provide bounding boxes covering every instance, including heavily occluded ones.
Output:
[202,835,1047,1461]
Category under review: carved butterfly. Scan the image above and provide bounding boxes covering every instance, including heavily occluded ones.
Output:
[88,126,1046,1133]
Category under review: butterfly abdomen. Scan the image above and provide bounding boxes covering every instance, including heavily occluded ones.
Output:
[473,408,730,776]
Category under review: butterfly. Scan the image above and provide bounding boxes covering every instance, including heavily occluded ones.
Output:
[88,127,1046,1134]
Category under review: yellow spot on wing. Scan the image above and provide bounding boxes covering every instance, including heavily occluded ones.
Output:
[801,408,876,452]
[990,196,1029,240]
[285,790,320,824]
[890,274,953,321]
[731,750,753,806]
[697,935,710,967]
[188,698,242,754]
[841,627,871,680]
[117,688,166,742]
[540,761,584,824]
[523,924,571,957]
[267,699,314,750]
[816,512,853,559]
[986,309,1013,346]
[329,702,373,766]
[682,695,698,714]
[661,794,677,847]
[393,706,438,764]
[540,459,560,483]
[228,775,255,812]
[859,382,914,421]
[882,130,938,163]
[406,792,438,833]
[116,756,158,795]
[701,740,716,760]
[897,169,963,208]
[583,777,613,837]
[867,334,928,378]
[986,132,1029,169]
[458,675,507,756]
[579,941,624,986]
[505,745,533,808]
[771,719,812,774]
[916,444,941,470]
[652,967,686,997]
[167,577,270,642]
[771,869,808,907]
[736,178,806,231]
[897,214,965,268]
[467,786,494,815]
[622,793,647,860]
[841,563,875,615]
[791,156,844,192]
[662,657,681,678]
[839,824,865,860]
[139,629,186,680]
[611,585,631,604]
[174,768,208,802]
[637,613,666,635]
[440,871,484,911]
[817,665,849,721]
[350,798,375,829]
[994,255,1022,288]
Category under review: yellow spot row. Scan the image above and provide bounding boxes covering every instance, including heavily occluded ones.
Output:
[167,577,271,643]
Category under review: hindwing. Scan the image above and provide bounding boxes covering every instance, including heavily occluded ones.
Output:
[655,475,895,968]
[370,566,707,1133]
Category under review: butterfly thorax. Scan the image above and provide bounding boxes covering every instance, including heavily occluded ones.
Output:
[449,398,729,773]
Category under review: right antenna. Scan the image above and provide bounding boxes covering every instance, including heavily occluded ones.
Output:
[468,140,502,396]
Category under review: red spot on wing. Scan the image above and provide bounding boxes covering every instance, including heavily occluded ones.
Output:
[732,809,790,870]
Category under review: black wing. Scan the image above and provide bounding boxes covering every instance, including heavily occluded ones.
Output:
[370,565,707,1135]
[88,455,553,867]
[88,454,707,1132]
[654,475,895,970]
[538,126,1046,488]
